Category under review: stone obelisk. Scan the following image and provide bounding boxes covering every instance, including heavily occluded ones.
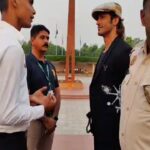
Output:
[65,0,75,81]
[59,0,83,90]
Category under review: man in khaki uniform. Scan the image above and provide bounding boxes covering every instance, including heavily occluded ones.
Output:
[120,0,150,149]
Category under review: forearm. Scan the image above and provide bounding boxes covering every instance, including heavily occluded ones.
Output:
[0,105,44,125]
[0,46,44,125]
[30,87,56,113]
[52,87,61,117]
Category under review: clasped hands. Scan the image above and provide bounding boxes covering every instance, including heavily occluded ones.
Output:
[42,117,57,134]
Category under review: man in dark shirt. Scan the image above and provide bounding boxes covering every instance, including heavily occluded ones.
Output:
[26,25,61,150]
[87,2,132,150]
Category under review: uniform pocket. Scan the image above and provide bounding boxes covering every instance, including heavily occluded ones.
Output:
[143,85,150,104]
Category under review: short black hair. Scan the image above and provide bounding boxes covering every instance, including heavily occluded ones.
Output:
[31,25,50,38]
[143,0,150,9]
[0,0,8,12]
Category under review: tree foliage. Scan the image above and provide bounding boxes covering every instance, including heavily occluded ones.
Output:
[22,36,143,62]
[22,42,31,54]
[125,36,143,48]
[79,43,104,57]
[23,41,65,55]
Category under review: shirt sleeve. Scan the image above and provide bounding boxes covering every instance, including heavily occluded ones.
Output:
[26,55,32,91]
[0,45,44,126]
[115,47,131,81]
[53,67,59,88]
[140,64,150,104]
[49,63,59,88]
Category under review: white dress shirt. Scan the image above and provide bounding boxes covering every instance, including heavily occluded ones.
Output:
[0,21,44,133]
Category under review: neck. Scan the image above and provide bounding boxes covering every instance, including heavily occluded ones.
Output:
[103,29,118,52]
[32,49,45,62]
[1,11,21,31]
[146,38,150,54]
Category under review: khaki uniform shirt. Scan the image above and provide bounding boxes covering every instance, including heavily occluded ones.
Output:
[120,41,150,150]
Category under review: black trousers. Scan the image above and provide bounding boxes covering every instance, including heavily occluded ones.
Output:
[0,131,27,150]
[94,135,121,150]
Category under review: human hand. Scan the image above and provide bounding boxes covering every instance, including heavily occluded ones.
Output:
[30,87,56,112]
[42,117,57,134]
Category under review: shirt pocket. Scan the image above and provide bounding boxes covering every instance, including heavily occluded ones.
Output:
[140,68,150,105]
[143,86,150,104]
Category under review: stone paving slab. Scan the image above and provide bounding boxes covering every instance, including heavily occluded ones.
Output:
[55,100,90,135]
[52,135,94,150]
[59,76,91,99]
[53,76,93,149]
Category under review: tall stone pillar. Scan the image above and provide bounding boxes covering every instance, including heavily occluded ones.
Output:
[65,0,75,81]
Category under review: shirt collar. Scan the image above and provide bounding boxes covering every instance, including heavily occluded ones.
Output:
[0,21,25,45]
[30,53,47,64]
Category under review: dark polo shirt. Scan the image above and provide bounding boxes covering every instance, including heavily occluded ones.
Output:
[26,53,59,96]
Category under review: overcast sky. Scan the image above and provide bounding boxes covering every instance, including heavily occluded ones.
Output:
[1,0,145,49]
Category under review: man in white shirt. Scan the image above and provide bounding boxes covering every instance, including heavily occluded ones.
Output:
[0,0,56,150]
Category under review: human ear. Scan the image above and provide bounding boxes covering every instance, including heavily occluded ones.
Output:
[112,17,119,26]
[11,0,17,8]
[11,0,21,8]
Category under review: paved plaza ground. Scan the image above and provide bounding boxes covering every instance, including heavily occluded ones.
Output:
[52,76,94,150]
[52,100,94,150]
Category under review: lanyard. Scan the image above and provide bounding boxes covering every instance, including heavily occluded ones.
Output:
[37,62,52,90]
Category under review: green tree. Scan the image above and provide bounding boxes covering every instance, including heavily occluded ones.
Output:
[79,43,103,57]
[125,36,143,48]
[22,42,31,55]
[47,43,65,56]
